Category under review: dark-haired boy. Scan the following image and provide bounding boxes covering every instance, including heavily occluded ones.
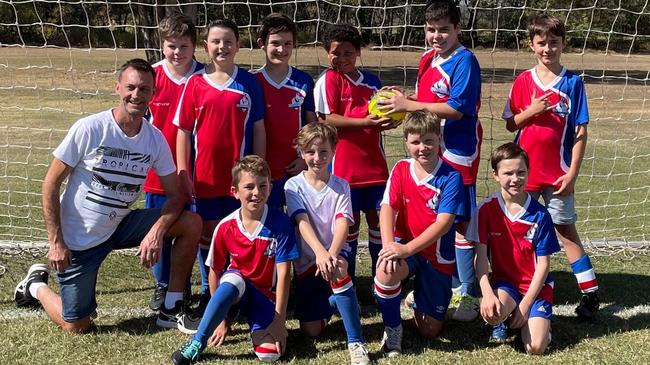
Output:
[502,14,599,321]
[314,23,393,281]
[379,0,483,321]
[254,13,317,211]
[143,12,205,312]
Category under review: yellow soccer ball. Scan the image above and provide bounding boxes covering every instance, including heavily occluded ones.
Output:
[368,90,406,127]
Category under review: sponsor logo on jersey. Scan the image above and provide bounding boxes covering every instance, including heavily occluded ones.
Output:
[552,96,570,117]
[431,79,449,98]
[426,193,440,211]
[264,238,278,257]
[237,95,251,111]
[524,223,538,242]
[289,94,305,109]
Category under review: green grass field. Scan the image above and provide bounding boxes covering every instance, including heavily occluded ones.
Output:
[0,47,649,364]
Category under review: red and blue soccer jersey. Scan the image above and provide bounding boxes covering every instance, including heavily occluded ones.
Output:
[381,158,466,275]
[254,66,315,181]
[143,60,204,194]
[416,47,482,185]
[205,206,299,301]
[174,66,264,198]
[467,193,561,303]
[503,68,589,191]
[314,69,388,188]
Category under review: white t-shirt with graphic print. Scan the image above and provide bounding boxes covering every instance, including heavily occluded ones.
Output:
[53,109,176,251]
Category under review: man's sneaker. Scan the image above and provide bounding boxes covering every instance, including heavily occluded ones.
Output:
[452,294,479,322]
[575,292,600,321]
[490,322,508,343]
[149,284,167,311]
[157,301,201,335]
[380,324,402,358]
[172,339,203,365]
[14,264,49,308]
[348,342,370,365]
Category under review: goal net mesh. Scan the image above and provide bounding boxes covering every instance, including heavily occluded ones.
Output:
[0,0,648,256]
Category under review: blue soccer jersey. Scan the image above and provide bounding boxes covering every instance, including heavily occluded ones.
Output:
[174,66,264,198]
[381,158,466,275]
[416,47,482,185]
[467,193,561,302]
[503,68,589,191]
[205,205,299,301]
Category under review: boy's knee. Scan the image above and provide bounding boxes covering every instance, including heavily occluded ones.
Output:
[525,341,548,355]
[219,272,245,300]
[413,311,443,339]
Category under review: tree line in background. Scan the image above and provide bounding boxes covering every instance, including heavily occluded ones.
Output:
[1,0,649,63]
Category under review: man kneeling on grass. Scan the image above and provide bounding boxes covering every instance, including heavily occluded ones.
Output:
[13,59,202,334]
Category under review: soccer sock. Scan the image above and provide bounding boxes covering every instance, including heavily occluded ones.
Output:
[368,228,382,277]
[192,282,239,348]
[331,275,364,344]
[373,277,402,328]
[151,237,173,287]
[346,230,359,281]
[197,235,212,294]
[28,282,46,300]
[163,291,184,310]
[570,254,599,293]
[455,242,477,297]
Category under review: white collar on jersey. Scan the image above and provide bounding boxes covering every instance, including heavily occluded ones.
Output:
[235,204,268,240]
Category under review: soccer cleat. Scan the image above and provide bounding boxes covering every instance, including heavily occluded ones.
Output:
[149,283,167,311]
[171,339,203,365]
[380,324,403,358]
[490,322,508,343]
[452,294,479,322]
[157,301,201,335]
[348,342,370,365]
[575,292,600,321]
[14,263,49,308]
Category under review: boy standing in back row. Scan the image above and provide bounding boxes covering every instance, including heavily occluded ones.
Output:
[502,14,599,321]
[144,13,204,312]
[254,13,317,211]
[314,24,393,281]
[379,0,483,321]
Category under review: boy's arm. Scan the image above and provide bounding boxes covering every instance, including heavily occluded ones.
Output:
[264,261,292,355]
[328,216,350,259]
[253,119,266,159]
[505,89,556,132]
[476,243,502,324]
[321,112,392,130]
[510,255,551,329]
[294,213,337,281]
[553,124,587,196]
[377,203,398,273]
[379,91,463,120]
[176,129,194,203]
[380,213,455,260]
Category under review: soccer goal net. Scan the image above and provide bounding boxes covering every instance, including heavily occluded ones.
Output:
[0,0,648,255]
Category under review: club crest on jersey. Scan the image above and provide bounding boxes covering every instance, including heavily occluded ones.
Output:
[524,223,538,242]
[431,79,449,98]
[552,95,570,117]
[264,238,278,257]
[237,95,251,111]
[426,193,440,211]
[288,94,305,109]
